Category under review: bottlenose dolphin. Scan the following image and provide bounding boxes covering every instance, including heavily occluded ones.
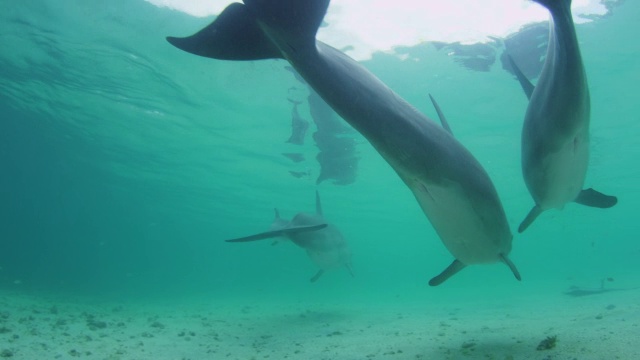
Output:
[564,278,637,297]
[510,0,617,233]
[225,191,353,282]
[167,0,520,285]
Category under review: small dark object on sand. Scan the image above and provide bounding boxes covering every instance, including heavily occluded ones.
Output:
[536,335,557,351]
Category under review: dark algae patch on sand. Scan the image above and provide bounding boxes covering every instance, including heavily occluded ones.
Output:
[536,335,557,350]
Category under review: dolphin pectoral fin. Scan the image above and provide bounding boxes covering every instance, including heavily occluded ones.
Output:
[428,260,466,286]
[224,230,285,242]
[428,94,453,135]
[224,224,327,242]
[166,3,282,61]
[499,254,522,281]
[574,188,618,208]
[518,205,543,233]
[507,55,534,100]
[310,269,325,283]
[315,190,324,216]
[346,263,355,277]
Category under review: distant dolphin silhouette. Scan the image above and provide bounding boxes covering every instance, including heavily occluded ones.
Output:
[509,0,617,233]
[224,191,353,282]
[167,0,520,285]
[564,278,636,297]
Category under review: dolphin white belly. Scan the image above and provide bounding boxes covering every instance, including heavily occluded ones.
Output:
[412,181,509,265]
[532,126,589,210]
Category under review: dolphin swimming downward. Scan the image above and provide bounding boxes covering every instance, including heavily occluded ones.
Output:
[167,0,520,285]
[509,0,617,233]
[224,191,353,282]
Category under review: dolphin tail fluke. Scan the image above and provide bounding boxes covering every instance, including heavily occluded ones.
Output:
[574,188,618,208]
[243,0,329,49]
[518,205,543,233]
[166,3,282,60]
[500,254,522,281]
[532,0,572,11]
[310,269,325,283]
[507,55,534,100]
[429,259,466,286]
[428,94,453,135]
[225,224,328,242]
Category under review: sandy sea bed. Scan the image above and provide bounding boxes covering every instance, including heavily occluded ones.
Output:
[0,283,638,360]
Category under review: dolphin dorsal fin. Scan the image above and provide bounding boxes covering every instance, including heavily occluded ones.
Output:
[428,94,453,136]
[315,190,323,216]
[507,55,534,100]
[274,208,281,219]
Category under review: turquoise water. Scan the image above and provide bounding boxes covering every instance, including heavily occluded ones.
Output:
[0,1,639,357]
